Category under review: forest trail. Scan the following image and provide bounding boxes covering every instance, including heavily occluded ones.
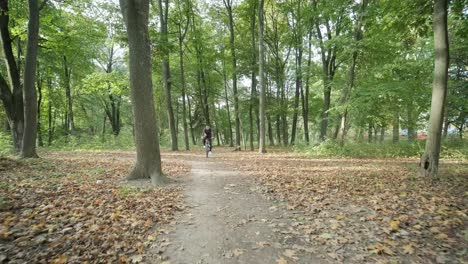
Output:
[151,153,324,264]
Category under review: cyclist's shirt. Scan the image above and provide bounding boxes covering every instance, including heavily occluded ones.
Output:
[204,128,212,138]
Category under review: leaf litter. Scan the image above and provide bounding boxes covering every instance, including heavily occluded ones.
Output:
[220,150,467,263]
[0,151,190,263]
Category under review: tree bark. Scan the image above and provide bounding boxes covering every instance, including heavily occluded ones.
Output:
[20,0,40,158]
[63,55,75,133]
[392,110,399,143]
[420,0,449,178]
[187,95,196,145]
[177,6,190,150]
[301,31,312,144]
[37,65,43,147]
[222,47,234,147]
[0,0,24,152]
[249,0,257,151]
[290,0,302,146]
[224,0,241,150]
[158,0,178,151]
[120,0,167,184]
[258,0,266,153]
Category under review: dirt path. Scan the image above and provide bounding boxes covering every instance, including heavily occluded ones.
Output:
[150,156,325,264]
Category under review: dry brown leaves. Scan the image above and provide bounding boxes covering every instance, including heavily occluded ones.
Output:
[0,151,190,263]
[221,150,468,263]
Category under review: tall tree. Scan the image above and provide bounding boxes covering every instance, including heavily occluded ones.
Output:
[158,0,178,151]
[175,0,190,150]
[119,0,167,184]
[290,0,303,146]
[420,0,449,178]
[258,0,266,153]
[0,0,24,152]
[248,0,257,151]
[223,0,241,150]
[337,0,368,144]
[21,0,40,158]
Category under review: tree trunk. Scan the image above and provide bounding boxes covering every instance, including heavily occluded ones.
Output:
[222,48,234,147]
[119,0,167,184]
[0,0,24,152]
[37,65,43,147]
[178,21,190,150]
[158,0,178,151]
[420,0,449,178]
[258,0,266,153]
[47,79,53,146]
[392,110,399,143]
[187,95,196,145]
[379,126,385,143]
[267,114,274,146]
[20,0,40,158]
[63,56,75,133]
[407,102,416,141]
[368,122,373,143]
[301,31,312,144]
[290,47,302,145]
[224,0,241,150]
[249,1,257,151]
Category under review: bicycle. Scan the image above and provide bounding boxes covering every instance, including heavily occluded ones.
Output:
[204,138,213,158]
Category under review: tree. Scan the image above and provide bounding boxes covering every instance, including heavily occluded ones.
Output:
[158,0,178,151]
[258,0,266,153]
[20,0,40,158]
[175,0,190,150]
[223,0,241,150]
[0,0,24,152]
[419,0,449,178]
[119,0,167,184]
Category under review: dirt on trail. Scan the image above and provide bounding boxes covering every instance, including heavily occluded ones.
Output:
[149,152,325,264]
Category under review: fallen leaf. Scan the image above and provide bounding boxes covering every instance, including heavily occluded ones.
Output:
[283,249,297,259]
[402,244,415,254]
[389,219,400,232]
[232,248,245,257]
[276,257,288,264]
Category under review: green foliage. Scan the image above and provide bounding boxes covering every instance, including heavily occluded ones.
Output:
[48,128,135,151]
[0,132,12,156]
[297,139,467,159]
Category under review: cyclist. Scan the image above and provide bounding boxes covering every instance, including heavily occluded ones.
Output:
[202,125,213,153]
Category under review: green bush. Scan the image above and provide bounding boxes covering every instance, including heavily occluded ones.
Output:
[297,139,467,160]
[0,132,12,155]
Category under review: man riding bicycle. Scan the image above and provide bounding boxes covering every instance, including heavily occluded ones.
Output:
[202,125,213,153]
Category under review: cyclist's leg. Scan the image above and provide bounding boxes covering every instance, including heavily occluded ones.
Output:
[209,138,213,151]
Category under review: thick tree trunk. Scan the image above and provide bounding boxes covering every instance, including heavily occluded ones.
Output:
[159,0,178,151]
[20,0,40,158]
[120,0,167,184]
[0,0,24,152]
[420,0,449,178]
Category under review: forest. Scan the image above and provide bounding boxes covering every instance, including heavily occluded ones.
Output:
[0,0,467,263]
